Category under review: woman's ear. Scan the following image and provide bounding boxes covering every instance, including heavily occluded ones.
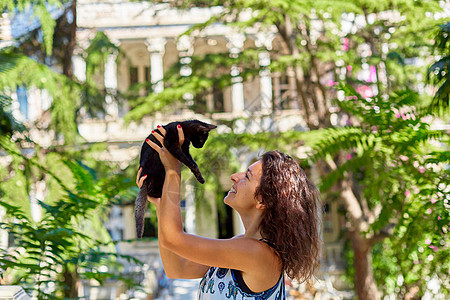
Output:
[256,198,265,210]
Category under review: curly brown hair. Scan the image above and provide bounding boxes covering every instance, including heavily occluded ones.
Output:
[255,150,322,282]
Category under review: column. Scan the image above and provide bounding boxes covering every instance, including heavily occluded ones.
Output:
[138,66,146,97]
[226,33,246,114]
[104,51,119,119]
[255,32,275,113]
[27,87,41,123]
[72,53,86,82]
[176,35,194,106]
[146,37,167,94]
[30,180,45,222]
[287,66,298,109]
[272,72,281,110]
[184,182,196,234]
[0,13,13,43]
[177,35,194,76]
[72,51,88,117]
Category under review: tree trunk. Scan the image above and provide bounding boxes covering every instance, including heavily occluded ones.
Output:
[62,0,77,78]
[337,175,382,300]
[63,265,79,298]
[349,230,381,300]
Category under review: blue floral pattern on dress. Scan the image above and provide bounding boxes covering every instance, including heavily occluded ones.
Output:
[218,282,225,294]
[208,267,216,278]
[206,278,215,294]
[200,276,208,293]
[217,268,228,279]
[198,267,285,299]
[226,281,238,300]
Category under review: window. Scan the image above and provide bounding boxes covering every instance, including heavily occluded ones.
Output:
[145,66,151,93]
[213,85,225,112]
[129,67,138,86]
[272,73,297,110]
[8,231,15,248]
[323,202,333,234]
[16,85,28,120]
[145,66,150,82]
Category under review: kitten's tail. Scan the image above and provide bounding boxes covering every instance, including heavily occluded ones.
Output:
[135,184,148,239]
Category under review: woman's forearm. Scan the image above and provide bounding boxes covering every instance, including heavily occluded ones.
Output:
[159,170,184,248]
[154,203,188,278]
[154,179,209,279]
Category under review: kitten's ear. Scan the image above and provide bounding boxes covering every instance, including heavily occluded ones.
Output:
[203,124,217,131]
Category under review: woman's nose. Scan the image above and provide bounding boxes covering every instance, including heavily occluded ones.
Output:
[230,172,243,183]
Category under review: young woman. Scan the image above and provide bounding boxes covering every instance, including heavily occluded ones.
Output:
[136,124,322,299]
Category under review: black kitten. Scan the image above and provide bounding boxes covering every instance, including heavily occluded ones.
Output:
[135,120,217,238]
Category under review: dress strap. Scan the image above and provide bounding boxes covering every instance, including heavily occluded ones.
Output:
[259,238,277,250]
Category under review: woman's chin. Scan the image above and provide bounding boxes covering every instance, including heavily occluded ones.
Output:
[224,192,235,204]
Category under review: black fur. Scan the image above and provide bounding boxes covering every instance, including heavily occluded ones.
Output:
[135,120,217,238]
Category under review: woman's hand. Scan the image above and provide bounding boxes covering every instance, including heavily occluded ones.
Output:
[146,124,185,174]
[136,167,160,206]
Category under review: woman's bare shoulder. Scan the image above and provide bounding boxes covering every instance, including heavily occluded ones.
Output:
[231,234,245,239]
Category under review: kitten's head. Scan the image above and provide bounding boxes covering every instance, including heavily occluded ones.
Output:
[186,120,217,148]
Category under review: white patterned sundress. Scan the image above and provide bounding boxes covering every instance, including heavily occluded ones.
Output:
[197,266,285,300]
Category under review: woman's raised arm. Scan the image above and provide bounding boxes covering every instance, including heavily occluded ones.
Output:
[136,148,209,279]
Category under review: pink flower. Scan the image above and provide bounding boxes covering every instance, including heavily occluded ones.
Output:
[371,126,378,133]
[368,65,377,82]
[428,245,438,252]
[328,80,336,87]
[425,239,432,245]
[405,190,411,197]
[438,215,441,220]
[343,38,349,52]
[426,208,432,214]
[418,166,425,173]
[431,198,437,204]
[399,155,409,161]
[346,65,353,72]
[395,113,401,118]
[401,114,407,120]
[346,154,352,160]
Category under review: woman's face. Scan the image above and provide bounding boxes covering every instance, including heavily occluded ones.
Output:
[224,160,263,211]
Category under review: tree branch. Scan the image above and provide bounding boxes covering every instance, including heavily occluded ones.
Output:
[368,224,395,247]
[340,174,369,234]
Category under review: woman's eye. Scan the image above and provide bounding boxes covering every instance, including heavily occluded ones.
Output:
[245,173,249,179]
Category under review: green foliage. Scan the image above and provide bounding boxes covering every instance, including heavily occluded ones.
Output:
[0,52,79,143]
[427,22,450,115]
[0,94,25,137]
[0,31,124,142]
[313,84,449,296]
[0,141,143,299]
[0,0,68,55]
[0,2,147,298]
